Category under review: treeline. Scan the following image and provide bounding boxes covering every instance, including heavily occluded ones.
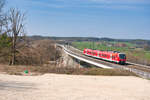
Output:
[29,36,150,45]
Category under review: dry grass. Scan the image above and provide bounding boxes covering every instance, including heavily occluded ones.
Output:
[0,64,136,76]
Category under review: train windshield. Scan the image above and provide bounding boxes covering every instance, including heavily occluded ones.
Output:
[119,54,126,59]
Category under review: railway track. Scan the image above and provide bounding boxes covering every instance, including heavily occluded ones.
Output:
[65,45,150,79]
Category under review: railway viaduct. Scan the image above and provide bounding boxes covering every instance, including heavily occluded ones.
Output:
[57,44,150,79]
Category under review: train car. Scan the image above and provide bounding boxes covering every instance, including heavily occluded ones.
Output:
[83,48,126,64]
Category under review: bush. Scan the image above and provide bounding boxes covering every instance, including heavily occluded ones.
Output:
[0,34,11,64]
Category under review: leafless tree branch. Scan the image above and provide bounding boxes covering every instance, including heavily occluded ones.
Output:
[8,8,26,65]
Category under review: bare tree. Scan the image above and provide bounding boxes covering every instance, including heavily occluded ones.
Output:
[0,0,12,36]
[0,0,5,33]
[0,0,5,13]
[9,8,25,65]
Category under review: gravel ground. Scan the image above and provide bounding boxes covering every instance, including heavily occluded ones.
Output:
[0,74,150,100]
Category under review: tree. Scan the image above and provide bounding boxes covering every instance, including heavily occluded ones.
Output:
[0,0,5,33]
[0,0,12,36]
[0,0,9,49]
[0,0,12,63]
[0,1,26,65]
[0,33,11,49]
[9,8,25,65]
[0,0,5,11]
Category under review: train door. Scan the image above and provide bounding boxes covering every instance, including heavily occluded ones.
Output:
[94,50,98,57]
[110,54,112,61]
[98,51,102,58]
[87,50,90,55]
[83,49,86,54]
[115,54,118,61]
[112,54,115,61]
[107,53,110,59]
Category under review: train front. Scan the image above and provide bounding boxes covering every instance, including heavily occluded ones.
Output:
[118,53,126,64]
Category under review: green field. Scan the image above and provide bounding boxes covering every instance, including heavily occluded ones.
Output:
[72,41,129,51]
[72,41,150,65]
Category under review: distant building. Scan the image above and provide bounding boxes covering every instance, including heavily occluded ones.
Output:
[114,43,127,47]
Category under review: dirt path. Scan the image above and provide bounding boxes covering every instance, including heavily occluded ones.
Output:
[0,74,150,100]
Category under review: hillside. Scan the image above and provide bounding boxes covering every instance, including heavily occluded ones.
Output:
[28,35,150,45]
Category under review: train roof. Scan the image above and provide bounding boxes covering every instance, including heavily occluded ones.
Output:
[84,48,124,54]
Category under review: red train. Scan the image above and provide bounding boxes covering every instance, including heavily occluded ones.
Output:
[83,48,126,64]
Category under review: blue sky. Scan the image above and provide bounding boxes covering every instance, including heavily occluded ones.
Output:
[6,0,150,39]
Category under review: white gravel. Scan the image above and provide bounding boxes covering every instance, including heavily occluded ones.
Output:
[0,74,150,100]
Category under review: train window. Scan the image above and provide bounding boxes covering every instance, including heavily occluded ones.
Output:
[99,53,101,56]
[88,51,91,54]
[119,54,126,59]
[93,52,97,55]
[112,56,115,59]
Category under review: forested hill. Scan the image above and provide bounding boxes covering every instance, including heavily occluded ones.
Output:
[28,35,150,45]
